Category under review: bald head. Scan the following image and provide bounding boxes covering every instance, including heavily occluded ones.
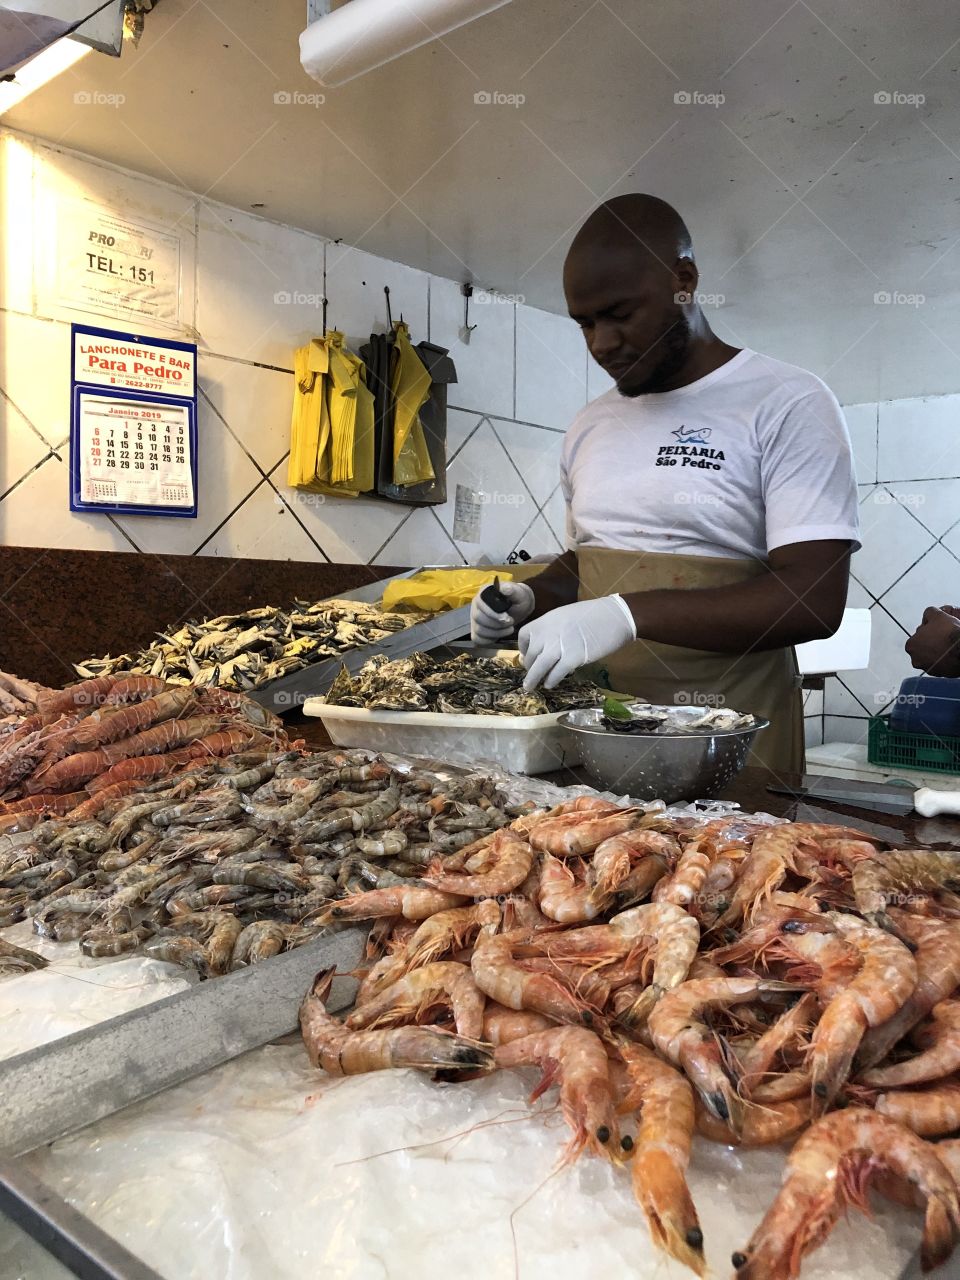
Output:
[564,194,703,396]
[566,194,693,271]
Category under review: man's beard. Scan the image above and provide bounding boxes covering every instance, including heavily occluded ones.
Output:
[618,312,692,397]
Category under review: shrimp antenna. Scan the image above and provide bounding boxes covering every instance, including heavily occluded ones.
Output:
[510,1164,564,1280]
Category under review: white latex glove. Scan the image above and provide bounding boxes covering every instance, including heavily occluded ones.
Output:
[519,595,637,690]
[470,580,536,644]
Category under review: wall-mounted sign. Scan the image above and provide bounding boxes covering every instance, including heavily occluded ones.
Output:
[70,323,198,519]
[57,199,182,328]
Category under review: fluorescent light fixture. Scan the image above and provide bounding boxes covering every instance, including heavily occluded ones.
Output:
[0,35,90,116]
[300,0,515,87]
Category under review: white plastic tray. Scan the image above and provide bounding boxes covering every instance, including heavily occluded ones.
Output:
[303,700,581,775]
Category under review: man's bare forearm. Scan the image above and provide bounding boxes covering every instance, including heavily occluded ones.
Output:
[528,550,580,620]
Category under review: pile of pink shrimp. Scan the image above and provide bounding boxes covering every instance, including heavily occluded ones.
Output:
[302,799,960,1278]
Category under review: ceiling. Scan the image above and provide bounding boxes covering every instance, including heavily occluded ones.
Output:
[6,0,960,403]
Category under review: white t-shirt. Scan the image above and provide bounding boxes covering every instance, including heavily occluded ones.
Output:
[560,349,860,560]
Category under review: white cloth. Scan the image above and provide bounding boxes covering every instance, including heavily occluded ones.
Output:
[561,349,860,561]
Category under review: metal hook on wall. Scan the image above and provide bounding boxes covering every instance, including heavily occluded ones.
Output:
[461,283,478,340]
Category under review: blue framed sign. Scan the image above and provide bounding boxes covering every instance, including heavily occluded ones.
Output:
[70,324,198,518]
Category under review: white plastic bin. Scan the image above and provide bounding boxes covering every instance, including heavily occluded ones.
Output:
[302,700,581,775]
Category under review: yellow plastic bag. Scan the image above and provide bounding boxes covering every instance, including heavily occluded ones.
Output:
[381,569,514,613]
[391,322,436,488]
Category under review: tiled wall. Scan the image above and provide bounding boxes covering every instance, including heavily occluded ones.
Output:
[808,396,960,750]
[0,130,599,568]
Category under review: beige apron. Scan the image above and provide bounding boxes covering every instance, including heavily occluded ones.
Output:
[578,546,804,775]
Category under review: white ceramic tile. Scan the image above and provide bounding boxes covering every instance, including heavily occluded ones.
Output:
[853,489,936,599]
[325,245,429,354]
[515,305,588,430]
[272,482,407,565]
[880,543,960,634]
[0,132,34,314]
[0,454,131,552]
[940,521,960,567]
[0,397,51,498]
[201,357,292,476]
[587,356,616,402]
[541,484,569,548]
[197,478,324,561]
[32,141,197,334]
[373,508,464,568]
[841,401,878,485]
[430,277,515,419]
[882,481,960,539]
[823,715,870,746]
[805,717,824,749]
[825,603,911,720]
[446,409,484,464]
[0,313,72,447]
[197,204,325,368]
[511,513,563,559]
[435,421,536,561]
[113,400,262,554]
[845,574,875,608]
[490,420,563,506]
[878,393,960,481]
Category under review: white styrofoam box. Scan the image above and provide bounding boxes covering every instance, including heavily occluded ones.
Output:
[795,607,871,674]
[512,512,563,559]
[113,398,263,555]
[0,313,71,447]
[489,419,563,506]
[374,507,464,568]
[880,542,960,634]
[196,478,324,561]
[841,401,878,485]
[197,204,324,367]
[273,486,406,565]
[586,356,616,402]
[854,488,936,599]
[0,454,132,553]
[878,392,960,481]
[429,276,515,419]
[201,356,292,477]
[515,304,588,429]
[325,244,429,354]
[32,140,197,334]
[824,604,910,719]
[305,701,581,775]
[0,397,50,499]
[0,132,34,314]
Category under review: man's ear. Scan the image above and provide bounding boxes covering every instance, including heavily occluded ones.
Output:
[674,256,700,303]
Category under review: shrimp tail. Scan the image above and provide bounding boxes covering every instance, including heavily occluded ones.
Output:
[921,1193,960,1272]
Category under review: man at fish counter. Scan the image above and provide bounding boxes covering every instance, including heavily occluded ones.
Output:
[470,194,860,772]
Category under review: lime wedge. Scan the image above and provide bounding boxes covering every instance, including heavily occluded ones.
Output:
[602,696,632,721]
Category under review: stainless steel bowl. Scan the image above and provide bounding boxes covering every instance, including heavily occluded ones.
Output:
[558,708,770,803]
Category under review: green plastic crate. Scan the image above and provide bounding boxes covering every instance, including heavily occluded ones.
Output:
[868,715,960,774]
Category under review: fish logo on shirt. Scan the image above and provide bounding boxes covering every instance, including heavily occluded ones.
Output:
[672,425,712,445]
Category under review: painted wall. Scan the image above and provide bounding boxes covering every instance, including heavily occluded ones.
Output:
[0,129,595,570]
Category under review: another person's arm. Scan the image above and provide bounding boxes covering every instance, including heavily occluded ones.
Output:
[905,606,960,676]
